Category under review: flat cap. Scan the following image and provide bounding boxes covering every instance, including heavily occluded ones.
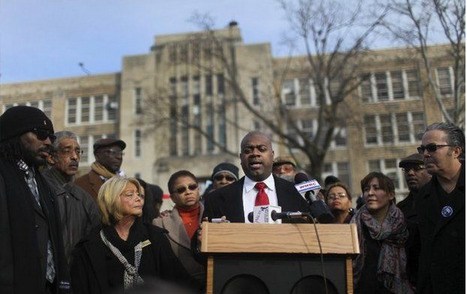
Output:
[399,153,424,168]
[93,138,126,152]
[273,156,297,167]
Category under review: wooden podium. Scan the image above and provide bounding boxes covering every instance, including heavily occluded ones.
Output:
[201,222,359,294]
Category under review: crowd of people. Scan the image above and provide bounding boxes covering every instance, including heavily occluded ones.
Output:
[0,105,464,294]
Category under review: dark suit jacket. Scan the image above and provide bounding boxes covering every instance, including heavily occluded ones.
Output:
[416,165,465,294]
[203,176,310,223]
[75,170,104,201]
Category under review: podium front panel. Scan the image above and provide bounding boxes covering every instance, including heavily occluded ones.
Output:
[210,253,347,294]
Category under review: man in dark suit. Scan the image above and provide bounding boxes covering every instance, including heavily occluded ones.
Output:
[204,131,309,223]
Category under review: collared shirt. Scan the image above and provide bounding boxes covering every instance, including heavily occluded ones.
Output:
[242,174,278,222]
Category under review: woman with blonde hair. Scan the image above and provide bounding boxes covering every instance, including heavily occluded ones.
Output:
[71,176,195,293]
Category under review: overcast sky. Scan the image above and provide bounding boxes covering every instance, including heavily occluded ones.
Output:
[0,0,297,84]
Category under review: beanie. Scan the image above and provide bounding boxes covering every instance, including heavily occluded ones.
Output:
[0,106,54,142]
[211,162,239,181]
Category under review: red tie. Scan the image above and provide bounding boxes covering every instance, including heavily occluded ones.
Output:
[254,182,269,206]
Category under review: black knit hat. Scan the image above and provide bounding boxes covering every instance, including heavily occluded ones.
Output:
[211,162,239,181]
[0,106,54,142]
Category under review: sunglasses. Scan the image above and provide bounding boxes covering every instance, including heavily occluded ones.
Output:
[32,128,56,143]
[174,184,198,194]
[214,174,236,182]
[103,149,125,156]
[402,165,425,173]
[417,144,453,154]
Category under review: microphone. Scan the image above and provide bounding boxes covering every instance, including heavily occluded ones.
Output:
[294,172,334,223]
[294,172,321,202]
[248,210,308,222]
[271,210,308,221]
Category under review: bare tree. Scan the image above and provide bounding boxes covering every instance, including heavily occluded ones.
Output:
[381,0,465,127]
[140,1,388,182]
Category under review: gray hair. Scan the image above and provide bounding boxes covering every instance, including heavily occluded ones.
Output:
[51,131,78,155]
[425,122,465,155]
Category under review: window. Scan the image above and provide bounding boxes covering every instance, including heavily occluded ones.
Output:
[406,70,421,97]
[321,162,352,189]
[333,128,347,147]
[217,74,225,95]
[361,70,421,102]
[94,95,104,121]
[299,78,311,106]
[301,119,314,139]
[42,100,52,118]
[282,79,295,106]
[66,95,116,125]
[205,75,213,96]
[134,87,142,114]
[169,44,177,63]
[367,159,403,190]
[437,67,453,95]
[375,72,389,101]
[360,74,372,103]
[218,104,226,148]
[391,71,404,99]
[364,115,377,144]
[78,136,89,163]
[364,112,425,145]
[252,77,260,105]
[206,104,214,153]
[380,114,394,144]
[135,129,142,157]
[67,98,77,124]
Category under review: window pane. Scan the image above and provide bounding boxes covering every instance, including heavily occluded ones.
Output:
[437,67,452,95]
[135,130,142,157]
[301,119,313,139]
[337,162,350,187]
[391,71,404,99]
[81,97,90,123]
[396,113,410,142]
[368,160,380,172]
[107,96,117,121]
[380,114,393,144]
[205,75,213,96]
[360,74,372,103]
[412,112,426,141]
[375,72,389,101]
[134,88,142,114]
[252,77,260,105]
[79,136,89,163]
[282,79,295,106]
[68,98,77,124]
[94,95,104,121]
[299,78,311,105]
[406,70,421,97]
[364,115,377,144]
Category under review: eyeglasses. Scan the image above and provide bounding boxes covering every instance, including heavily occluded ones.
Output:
[59,148,84,157]
[104,149,125,156]
[121,190,144,200]
[328,193,347,200]
[402,165,425,173]
[174,184,198,194]
[32,128,56,143]
[417,144,453,154]
[214,174,236,182]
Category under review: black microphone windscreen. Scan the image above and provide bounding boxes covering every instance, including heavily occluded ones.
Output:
[247,212,253,223]
[294,172,309,184]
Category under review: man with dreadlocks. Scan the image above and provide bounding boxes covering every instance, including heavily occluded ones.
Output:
[0,106,71,294]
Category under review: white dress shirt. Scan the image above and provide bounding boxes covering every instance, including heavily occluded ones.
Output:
[242,174,278,222]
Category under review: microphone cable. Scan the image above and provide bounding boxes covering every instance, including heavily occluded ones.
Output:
[303,212,329,294]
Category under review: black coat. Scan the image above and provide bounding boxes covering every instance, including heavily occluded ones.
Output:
[0,160,71,294]
[203,176,310,223]
[70,220,196,294]
[415,165,465,293]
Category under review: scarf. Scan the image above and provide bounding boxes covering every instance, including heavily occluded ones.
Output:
[100,230,144,290]
[352,204,413,293]
[177,203,201,239]
[91,162,117,179]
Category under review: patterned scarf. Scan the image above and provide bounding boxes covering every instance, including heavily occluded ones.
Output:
[351,204,413,293]
[100,230,144,290]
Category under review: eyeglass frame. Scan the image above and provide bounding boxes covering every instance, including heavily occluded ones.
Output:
[173,184,198,194]
[213,174,236,182]
[32,128,56,143]
[417,144,454,154]
[327,193,348,201]
[58,147,84,157]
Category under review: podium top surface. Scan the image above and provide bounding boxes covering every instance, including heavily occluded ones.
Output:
[200,222,359,255]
